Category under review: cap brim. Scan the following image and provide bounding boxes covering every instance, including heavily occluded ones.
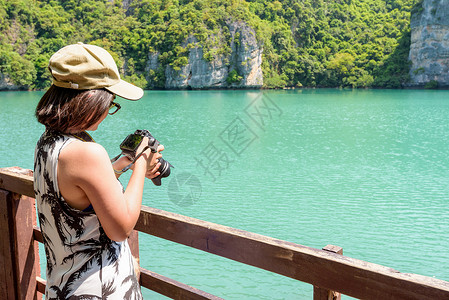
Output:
[105,80,144,100]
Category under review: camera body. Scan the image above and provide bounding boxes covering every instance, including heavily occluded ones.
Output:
[119,129,173,186]
[120,129,159,159]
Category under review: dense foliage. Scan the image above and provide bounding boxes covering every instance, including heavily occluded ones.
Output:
[0,0,420,89]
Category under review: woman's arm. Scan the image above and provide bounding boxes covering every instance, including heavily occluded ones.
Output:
[58,140,162,241]
[111,156,133,179]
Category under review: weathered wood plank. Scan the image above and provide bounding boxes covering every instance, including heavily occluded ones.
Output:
[313,287,331,300]
[128,230,139,260]
[0,168,34,198]
[0,190,17,300]
[33,226,43,243]
[313,245,343,300]
[140,268,223,300]
[135,206,449,300]
[36,277,46,294]
[3,167,449,300]
[11,193,41,300]
[128,230,140,282]
[35,228,139,271]
[33,226,218,299]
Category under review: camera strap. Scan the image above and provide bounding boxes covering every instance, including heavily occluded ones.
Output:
[71,131,95,143]
[111,146,153,173]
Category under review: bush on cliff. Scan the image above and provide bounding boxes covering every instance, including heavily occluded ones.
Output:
[0,0,419,89]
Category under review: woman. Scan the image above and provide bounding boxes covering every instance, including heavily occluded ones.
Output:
[34,43,162,299]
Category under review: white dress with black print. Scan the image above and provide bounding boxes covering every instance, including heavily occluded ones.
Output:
[34,129,143,300]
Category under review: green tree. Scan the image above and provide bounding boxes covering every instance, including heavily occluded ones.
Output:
[0,0,417,89]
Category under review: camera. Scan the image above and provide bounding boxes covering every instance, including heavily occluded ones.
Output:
[119,129,173,186]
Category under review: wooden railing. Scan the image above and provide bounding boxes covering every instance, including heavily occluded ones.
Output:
[1,167,449,300]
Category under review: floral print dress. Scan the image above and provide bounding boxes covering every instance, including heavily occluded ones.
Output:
[34,129,142,300]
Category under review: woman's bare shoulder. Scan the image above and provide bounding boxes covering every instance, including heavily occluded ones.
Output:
[62,140,108,160]
[59,141,112,177]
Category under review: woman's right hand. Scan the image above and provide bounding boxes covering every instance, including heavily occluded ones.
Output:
[145,144,164,179]
[135,138,163,170]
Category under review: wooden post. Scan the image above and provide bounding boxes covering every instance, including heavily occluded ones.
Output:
[313,245,343,300]
[128,230,140,259]
[0,189,17,300]
[128,230,140,282]
[0,167,41,300]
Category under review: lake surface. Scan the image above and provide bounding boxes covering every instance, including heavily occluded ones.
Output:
[1,89,448,299]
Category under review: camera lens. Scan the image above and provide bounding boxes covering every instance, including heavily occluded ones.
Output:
[151,158,173,186]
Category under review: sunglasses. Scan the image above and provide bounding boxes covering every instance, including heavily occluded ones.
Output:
[109,101,121,115]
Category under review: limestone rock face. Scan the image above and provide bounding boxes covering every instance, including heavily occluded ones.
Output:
[409,0,449,87]
[145,52,162,89]
[164,36,229,89]
[228,21,263,88]
[148,21,263,89]
[0,73,21,90]
[122,0,135,16]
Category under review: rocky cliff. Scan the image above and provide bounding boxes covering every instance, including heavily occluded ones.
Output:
[409,0,449,87]
[0,73,21,90]
[148,21,263,89]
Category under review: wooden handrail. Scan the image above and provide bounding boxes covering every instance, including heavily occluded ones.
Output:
[32,223,222,299]
[36,277,46,294]
[139,269,223,300]
[2,167,449,300]
[0,167,34,197]
[33,226,43,243]
[134,206,449,300]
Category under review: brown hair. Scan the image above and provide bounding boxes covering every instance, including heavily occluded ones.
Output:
[36,85,114,133]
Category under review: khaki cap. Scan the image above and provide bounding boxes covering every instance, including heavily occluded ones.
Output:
[48,42,143,100]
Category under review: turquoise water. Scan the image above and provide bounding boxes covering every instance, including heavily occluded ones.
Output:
[1,89,448,299]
